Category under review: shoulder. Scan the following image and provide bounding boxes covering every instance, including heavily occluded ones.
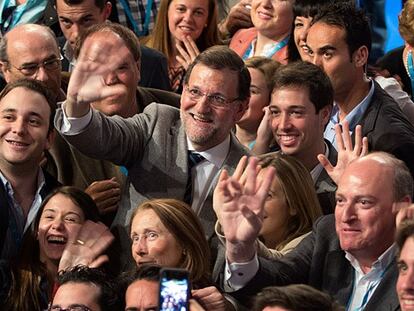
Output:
[368,82,411,122]
[41,170,61,197]
[314,215,336,237]
[228,134,251,161]
[140,45,168,62]
[231,27,257,41]
[230,28,257,43]
[377,46,404,66]
[141,102,181,124]
[281,232,312,254]
[138,87,181,109]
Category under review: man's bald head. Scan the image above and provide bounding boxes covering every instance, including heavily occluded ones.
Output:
[335,152,412,267]
[0,24,62,100]
[343,152,413,201]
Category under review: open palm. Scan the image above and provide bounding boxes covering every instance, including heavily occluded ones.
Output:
[214,157,275,245]
[66,34,131,116]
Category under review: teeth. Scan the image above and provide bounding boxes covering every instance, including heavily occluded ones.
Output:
[7,141,28,146]
[278,135,296,143]
[180,26,192,31]
[193,115,210,122]
[47,236,66,244]
[258,12,272,19]
[402,299,414,305]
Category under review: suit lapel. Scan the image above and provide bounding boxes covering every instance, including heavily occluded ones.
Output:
[0,180,10,255]
[365,260,400,311]
[324,250,354,306]
[356,82,381,138]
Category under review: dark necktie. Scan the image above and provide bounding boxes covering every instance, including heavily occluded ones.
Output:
[183,151,205,205]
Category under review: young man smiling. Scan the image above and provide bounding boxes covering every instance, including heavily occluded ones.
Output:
[268,61,337,214]
[0,79,59,260]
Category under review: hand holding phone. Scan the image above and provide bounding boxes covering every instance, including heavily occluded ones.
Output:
[159,268,190,311]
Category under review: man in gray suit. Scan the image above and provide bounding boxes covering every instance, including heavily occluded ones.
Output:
[55,43,250,270]
[217,152,412,310]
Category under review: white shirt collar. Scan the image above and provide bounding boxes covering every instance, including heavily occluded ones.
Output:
[186,135,231,169]
[345,243,396,275]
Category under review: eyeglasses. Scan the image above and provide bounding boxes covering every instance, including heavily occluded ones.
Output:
[8,55,63,76]
[184,86,240,109]
[48,305,92,311]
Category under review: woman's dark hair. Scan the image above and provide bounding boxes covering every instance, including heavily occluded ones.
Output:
[4,186,100,311]
[287,0,352,62]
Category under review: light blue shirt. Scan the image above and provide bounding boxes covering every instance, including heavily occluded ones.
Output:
[324,81,375,148]
[0,0,48,34]
[345,244,396,311]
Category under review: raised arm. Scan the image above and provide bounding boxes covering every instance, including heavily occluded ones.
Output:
[214,157,275,263]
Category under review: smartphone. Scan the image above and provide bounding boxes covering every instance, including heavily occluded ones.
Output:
[159,268,191,311]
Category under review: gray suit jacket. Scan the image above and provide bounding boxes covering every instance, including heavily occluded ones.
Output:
[55,103,249,271]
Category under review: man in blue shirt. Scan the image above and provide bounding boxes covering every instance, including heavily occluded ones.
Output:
[305,2,414,179]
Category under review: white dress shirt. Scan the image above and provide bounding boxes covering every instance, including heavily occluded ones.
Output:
[345,244,396,311]
[187,136,230,214]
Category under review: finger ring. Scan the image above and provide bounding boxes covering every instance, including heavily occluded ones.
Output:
[76,239,85,245]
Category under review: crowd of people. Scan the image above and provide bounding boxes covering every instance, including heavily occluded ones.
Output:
[1,0,414,310]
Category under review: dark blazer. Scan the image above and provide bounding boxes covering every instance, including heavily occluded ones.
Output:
[0,170,60,258]
[315,140,338,215]
[140,46,171,91]
[230,215,400,311]
[358,82,414,179]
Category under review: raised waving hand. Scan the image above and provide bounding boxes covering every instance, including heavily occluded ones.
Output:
[318,121,368,184]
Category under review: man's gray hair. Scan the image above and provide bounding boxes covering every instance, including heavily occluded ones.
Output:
[366,152,413,201]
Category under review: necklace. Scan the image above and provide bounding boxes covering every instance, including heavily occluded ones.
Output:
[405,49,414,98]
[405,49,412,78]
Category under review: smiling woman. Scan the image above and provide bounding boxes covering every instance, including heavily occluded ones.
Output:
[0,186,102,311]
[229,0,294,63]
[142,0,220,93]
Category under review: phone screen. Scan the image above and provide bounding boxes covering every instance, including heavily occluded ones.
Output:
[159,268,190,311]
